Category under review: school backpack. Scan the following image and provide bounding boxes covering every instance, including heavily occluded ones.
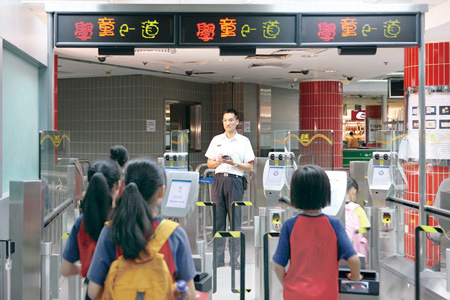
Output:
[77,219,97,278]
[102,219,179,300]
[345,202,368,258]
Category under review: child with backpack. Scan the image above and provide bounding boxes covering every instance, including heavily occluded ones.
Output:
[345,178,370,259]
[61,160,121,300]
[273,165,362,300]
[87,158,196,300]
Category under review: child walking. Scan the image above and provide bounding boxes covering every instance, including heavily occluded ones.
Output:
[273,165,362,300]
[87,158,196,299]
[61,160,121,300]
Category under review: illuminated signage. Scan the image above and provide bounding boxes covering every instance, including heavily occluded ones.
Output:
[351,110,366,121]
[54,12,421,48]
[55,14,175,47]
[300,14,419,47]
[180,14,297,46]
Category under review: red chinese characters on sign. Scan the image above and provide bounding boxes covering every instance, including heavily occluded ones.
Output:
[219,18,237,37]
[98,17,115,37]
[341,17,358,37]
[196,23,216,42]
[74,22,93,41]
[351,110,366,121]
[317,22,336,41]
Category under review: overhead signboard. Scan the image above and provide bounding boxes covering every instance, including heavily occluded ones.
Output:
[54,12,420,48]
[300,13,419,47]
[179,14,297,46]
[55,14,175,47]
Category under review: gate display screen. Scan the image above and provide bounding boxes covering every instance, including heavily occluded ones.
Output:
[56,14,175,47]
[180,14,297,46]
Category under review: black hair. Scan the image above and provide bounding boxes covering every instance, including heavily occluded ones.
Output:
[109,145,129,167]
[81,160,121,241]
[110,158,166,259]
[347,177,359,192]
[349,131,354,136]
[223,108,239,120]
[290,165,331,210]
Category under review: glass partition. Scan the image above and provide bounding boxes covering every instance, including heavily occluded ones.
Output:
[170,130,190,153]
[39,130,72,216]
[274,130,334,169]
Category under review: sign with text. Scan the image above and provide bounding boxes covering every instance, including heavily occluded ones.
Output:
[351,110,366,121]
[180,14,297,46]
[301,14,419,47]
[55,14,175,47]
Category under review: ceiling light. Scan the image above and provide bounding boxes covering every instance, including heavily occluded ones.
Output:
[386,71,404,76]
[232,76,242,80]
[358,79,388,82]
[301,54,318,58]
[245,54,292,60]
[324,70,336,73]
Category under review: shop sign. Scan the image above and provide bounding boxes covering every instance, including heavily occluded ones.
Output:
[351,110,366,121]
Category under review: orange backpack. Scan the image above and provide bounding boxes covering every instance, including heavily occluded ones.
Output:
[102,219,179,300]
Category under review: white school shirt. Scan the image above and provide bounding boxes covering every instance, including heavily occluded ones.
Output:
[205,132,255,177]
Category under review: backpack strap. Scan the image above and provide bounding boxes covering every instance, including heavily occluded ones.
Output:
[346,201,360,212]
[147,219,179,255]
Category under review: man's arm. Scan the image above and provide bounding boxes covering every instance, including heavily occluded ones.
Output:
[233,160,253,171]
[207,158,220,169]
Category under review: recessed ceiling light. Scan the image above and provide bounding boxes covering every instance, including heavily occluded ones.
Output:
[301,54,318,58]
[386,71,404,76]
[324,70,337,73]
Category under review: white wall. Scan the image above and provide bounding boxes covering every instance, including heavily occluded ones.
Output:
[0,0,47,65]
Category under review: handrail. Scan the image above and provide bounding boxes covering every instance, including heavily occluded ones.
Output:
[195,163,208,173]
[44,198,74,229]
[386,196,419,211]
[203,168,216,178]
[424,205,450,221]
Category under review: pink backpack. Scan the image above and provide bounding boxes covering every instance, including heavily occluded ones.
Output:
[345,202,368,258]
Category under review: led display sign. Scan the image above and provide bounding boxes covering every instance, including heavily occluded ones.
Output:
[180,14,298,46]
[300,14,419,47]
[55,14,175,47]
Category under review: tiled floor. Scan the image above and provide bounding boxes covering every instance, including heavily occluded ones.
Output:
[57,237,261,300]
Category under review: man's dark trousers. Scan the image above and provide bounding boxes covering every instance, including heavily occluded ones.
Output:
[211,174,244,264]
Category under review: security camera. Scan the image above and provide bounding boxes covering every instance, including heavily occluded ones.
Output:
[347,76,353,81]
[185,70,193,76]
[290,84,295,88]
[98,56,106,63]
[301,70,309,75]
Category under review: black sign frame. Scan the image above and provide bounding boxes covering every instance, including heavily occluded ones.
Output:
[54,11,421,48]
[55,12,177,47]
[178,13,299,47]
[299,12,420,47]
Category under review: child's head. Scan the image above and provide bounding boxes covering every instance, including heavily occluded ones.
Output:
[346,177,359,203]
[290,165,330,210]
[109,145,129,169]
[111,158,166,259]
[82,159,121,241]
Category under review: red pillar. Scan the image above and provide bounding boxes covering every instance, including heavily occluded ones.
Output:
[403,42,450,266]
[299,81,343,169]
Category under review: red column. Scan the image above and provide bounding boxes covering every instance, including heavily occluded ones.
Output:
[403,42,450,266]
[299,81,343,169]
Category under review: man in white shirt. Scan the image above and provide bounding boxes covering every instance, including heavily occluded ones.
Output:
[205,109,255,268]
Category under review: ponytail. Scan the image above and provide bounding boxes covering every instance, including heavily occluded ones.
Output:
[109,158,165,259]
[81,172,113,241]
[82,159,121,241]
[111,183,153,259]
